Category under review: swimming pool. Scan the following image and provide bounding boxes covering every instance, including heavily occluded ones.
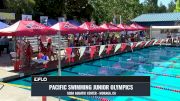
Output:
[9,46,180,101]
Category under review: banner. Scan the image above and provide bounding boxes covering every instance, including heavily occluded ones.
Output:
[106,45,113,54]
[153,39,158,45]
[114,44,121,53]
[120,43,127,52]
[135,41,142,47]
[22,14,32,20]
[99,45,105,56]
[90,46,96,59]
[144,41,150,47]
[58,17,66,22]
[0,12,15,20]
[65,48,74,63]
[32,76,150,96]
[78,47,86,59]
[40,16,48,25]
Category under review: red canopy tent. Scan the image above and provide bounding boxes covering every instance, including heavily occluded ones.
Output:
[51,22,86,34]
[130,23,147,30]
[79,22,107,33]
[0,20,57,36]
[100,23,122,32]
[117,24,136,31]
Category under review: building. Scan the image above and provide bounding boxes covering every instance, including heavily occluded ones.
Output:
[131,12,180,27]
[132,13,180,39]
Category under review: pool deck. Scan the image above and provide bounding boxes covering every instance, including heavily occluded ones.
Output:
[0,69,19,82]
[0,83,61,101]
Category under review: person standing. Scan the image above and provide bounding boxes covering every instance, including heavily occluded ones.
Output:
[25,41,33,67]
[0,37,2,56]
[3,37,9,54]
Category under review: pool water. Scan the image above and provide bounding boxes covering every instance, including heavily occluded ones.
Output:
[10,46,180,101]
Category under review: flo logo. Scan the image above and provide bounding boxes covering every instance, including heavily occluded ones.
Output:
[90,24,98,28]
[34,77,47,82]
[64,23,75,29]
[26,23,44,29]
[109,25,116,29]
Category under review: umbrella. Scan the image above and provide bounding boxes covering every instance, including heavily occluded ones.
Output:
[79,22,107,33]
[0,21,9,29]
[51,22,86,34]
[100,23,122,32]
[117,24,136,31]
[130,23,147,30]
[0,20,57,36]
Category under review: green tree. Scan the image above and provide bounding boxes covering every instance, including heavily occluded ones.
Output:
[64,0,93,21]
[158,3,167,13]
[142,0,159,13]
[4,0,35,19]
[33,0,65,18]
[175,0,180,12]
[167,1,175,12]
[90,0,143,24]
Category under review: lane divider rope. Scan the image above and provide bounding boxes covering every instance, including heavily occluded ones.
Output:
[104,59,180,70]
[85,63,180,78]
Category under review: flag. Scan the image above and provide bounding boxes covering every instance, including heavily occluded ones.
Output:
[114,44,121,53]
[79,47,86,59]
[99,45,105,56]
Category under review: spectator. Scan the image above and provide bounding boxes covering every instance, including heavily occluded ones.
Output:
[25,41,33,67]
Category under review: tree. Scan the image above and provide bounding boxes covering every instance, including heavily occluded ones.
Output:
[142,0,159,13]
[4,0,36,19]
[90,0,143,24]
[175,0,180,12]
[167,1,175,12]
[158,3,167,13]
[34,0,65,19]
[64,0,93,21]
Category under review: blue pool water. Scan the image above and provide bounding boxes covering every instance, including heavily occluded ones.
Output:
[10,46,180,101]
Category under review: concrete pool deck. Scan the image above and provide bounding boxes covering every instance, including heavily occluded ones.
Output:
[0,83,60,101]
[0,69,19,82]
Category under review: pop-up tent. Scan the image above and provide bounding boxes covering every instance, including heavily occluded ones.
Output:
[0,21,9,29]
[100,23,122,32]
[117,24,136,31]
[51,22,86,34]
[0,20,56,36]
[79,22,107,33]
[130,23,147,30]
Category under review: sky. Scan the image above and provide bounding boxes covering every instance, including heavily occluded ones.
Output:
[139,0,175,7]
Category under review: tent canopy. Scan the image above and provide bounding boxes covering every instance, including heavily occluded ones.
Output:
[0,21,9,29]
[100,23,122,32]
[51,22,86,34]
[117,24,135,31]
[79,22,107,33]
[151,26,180,29]
[130,23,147,30]
[0,20,57,36]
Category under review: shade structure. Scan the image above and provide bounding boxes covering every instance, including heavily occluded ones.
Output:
[79,22,107,33]
[51,22,86,34]
[117,24,136,31]
[0,20,57,36]
[100,23,122,32]
[0,21,9,29]
[130,23,147,30]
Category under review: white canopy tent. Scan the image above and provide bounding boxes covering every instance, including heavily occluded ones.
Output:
[150,25,180,39]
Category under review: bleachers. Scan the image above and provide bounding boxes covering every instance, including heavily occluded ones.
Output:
[25,35,68,52]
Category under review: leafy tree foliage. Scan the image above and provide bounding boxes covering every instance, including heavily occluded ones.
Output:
[3,0,176,23]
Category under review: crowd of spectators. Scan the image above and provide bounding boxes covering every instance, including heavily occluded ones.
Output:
[67,31,146,47]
